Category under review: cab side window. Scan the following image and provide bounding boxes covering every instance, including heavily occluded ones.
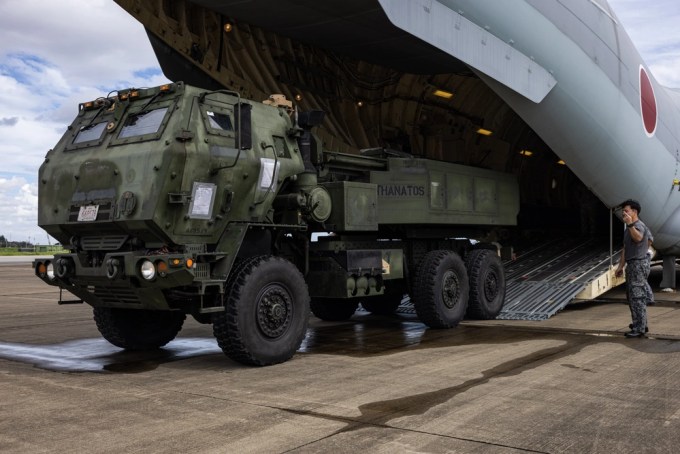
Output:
[207,111,233,132]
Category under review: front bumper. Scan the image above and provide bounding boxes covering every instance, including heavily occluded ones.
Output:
[34,252,197,309]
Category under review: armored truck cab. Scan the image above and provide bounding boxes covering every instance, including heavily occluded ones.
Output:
[35,82,519,366]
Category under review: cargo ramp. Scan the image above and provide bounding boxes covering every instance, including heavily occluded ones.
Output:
[497,238,624,320]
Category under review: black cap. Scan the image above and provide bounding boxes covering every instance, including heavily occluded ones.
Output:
[620,199,641,214]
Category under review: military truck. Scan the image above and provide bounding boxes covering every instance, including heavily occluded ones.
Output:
[34,82,518,366]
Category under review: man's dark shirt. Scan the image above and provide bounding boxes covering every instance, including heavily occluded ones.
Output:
[624,219,651,262]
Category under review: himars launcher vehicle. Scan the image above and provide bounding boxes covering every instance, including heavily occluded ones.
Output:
[35,0,680,365]
[34,83,518,365]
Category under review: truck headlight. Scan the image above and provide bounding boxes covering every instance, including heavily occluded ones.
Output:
[46,262,55,280]
[140,260,156,280]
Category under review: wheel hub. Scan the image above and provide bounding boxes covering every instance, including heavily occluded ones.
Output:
[484,272,499,301]
[257,285,293,338]
[442,270,460,309]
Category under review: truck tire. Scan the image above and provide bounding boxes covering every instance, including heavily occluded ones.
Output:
[213,256,310,366]
[93,307,186,350]
[360,284,404,315]
[310,298,359,321]
[466,249,506,319]
[412,250,469,328]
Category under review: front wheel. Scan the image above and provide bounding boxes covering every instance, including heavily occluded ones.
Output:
[213,256,310,366]
[93,307,186,350]
[412,250,469,328]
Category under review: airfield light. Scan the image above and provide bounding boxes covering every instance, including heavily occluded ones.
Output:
[476,128,493,136]
[433,89,454,99]
[519,149,533,157]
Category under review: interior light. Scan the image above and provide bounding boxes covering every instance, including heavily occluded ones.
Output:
[433,89,454,99]
[476,128,493,136]
[294,94,302,102]
[519,150,533,157]
[356,101,364,108]
[557,159,566,165]
[224,22,233,33]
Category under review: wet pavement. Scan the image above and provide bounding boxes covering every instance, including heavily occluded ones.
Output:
[1,262,680,453]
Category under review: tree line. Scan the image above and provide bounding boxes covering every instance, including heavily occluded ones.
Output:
[0,235,35,248]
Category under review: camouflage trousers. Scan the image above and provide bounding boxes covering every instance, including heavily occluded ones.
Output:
[625,259,651,333]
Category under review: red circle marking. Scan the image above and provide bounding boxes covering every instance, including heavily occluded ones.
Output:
[639,65,657,137]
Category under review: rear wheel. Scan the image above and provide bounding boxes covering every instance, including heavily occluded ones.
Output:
[310,298,359,321]
[213,256,310,366]
[93,307,186,350]
[466,249,506,319]
[412,250,469,328]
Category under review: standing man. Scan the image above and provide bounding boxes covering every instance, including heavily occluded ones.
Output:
[615,199,653,338]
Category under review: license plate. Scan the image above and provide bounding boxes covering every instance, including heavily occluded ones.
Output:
[77,205,99,221]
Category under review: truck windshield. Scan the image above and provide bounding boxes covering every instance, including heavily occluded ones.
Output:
[73,121,107,144]
[119,107,169,138]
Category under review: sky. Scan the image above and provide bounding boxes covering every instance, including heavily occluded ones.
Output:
[0,0,679,244]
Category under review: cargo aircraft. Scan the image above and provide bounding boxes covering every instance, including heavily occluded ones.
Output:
[114,0,680,288]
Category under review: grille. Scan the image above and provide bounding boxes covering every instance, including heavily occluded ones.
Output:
[194,263,210,279]
[185,244,207,254]
[81,235,128,251]
[93,286,141,305]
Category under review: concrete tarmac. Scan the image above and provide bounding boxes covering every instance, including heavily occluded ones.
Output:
[2,261,680,453]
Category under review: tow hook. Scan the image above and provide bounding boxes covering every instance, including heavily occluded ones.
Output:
[105,258,122,280]
[55,258,73,279]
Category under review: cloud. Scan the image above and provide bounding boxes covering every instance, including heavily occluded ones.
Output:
[0,179,40,243]
[0,1,164,87]
[609,0,680,87]
[0,117,18,127]
[0,176,27,190]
